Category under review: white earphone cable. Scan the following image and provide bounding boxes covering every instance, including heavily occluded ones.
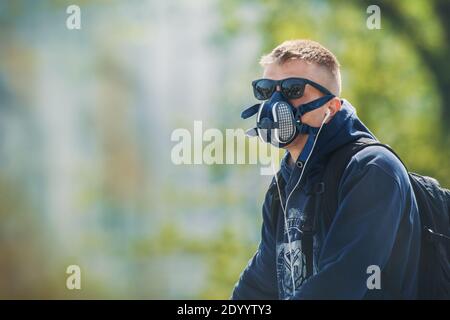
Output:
[271,110,330,297]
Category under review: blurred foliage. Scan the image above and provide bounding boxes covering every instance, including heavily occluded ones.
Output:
[0,0,449,299]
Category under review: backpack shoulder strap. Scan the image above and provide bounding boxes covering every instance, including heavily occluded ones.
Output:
[321,137,405,228]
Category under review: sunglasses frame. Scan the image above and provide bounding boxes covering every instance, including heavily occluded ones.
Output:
[252,77,333,101]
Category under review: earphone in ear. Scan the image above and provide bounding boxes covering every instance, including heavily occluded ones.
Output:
[323,108,332,124]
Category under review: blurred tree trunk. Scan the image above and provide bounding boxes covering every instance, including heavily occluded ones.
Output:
[359,0,450,136]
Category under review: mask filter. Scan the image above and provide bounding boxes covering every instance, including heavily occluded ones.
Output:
[274,101,296,144]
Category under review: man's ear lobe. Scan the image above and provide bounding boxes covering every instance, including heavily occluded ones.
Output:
[330,97,342,114]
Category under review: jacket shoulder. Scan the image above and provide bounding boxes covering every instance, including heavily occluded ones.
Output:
[345,144,409,188]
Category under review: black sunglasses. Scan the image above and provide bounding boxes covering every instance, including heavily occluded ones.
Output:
[252,77,333,100]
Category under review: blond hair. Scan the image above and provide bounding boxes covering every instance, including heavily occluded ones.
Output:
[260,39,341,95]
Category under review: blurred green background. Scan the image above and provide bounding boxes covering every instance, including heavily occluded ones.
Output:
[0,0,449,299]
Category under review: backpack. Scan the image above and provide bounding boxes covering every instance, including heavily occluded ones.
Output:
[270,137,450,299]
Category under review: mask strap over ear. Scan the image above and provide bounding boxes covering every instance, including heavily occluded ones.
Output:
[296,95,335,117]
[241,103,260,119]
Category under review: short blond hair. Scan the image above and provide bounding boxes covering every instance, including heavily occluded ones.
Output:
[260,39,341,95]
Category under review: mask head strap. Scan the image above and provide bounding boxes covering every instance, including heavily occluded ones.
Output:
[296,95,335,117]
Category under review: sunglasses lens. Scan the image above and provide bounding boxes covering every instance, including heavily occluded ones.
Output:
[281,78,306,99]
[253,79,275,100]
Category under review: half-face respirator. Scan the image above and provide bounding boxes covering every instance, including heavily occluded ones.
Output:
[241,77,335,148]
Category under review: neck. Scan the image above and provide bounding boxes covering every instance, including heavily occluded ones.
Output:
[286,134,309,166]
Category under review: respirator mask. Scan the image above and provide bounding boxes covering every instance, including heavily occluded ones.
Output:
[241,77,335,148]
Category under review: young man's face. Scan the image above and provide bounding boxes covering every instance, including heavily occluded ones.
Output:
[262,59,338,128]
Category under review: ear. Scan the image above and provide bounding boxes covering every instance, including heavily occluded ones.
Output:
[327,97,342,117]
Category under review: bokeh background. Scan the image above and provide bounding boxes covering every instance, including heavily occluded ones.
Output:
[0,0,449,299]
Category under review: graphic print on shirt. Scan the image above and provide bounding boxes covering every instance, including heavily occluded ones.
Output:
[276,207,307,299]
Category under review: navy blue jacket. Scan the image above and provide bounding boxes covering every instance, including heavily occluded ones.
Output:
[232,100,421,299]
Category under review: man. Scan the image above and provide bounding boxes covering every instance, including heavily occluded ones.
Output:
[232,39,421,299]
